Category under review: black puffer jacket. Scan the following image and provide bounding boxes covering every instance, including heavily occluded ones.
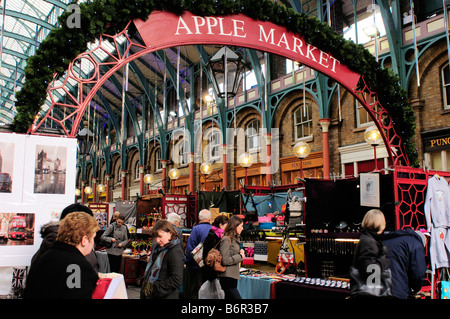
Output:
[30,221,59,269]
[353,229,390,279]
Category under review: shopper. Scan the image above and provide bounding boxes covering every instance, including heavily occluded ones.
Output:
[101,213,129,273]
[24,212,99,299]
[202,214,229,282]
[30,203,99,273]
[166,212,183,250]
[352,209,390,288]
[184,209,212,298]
[141,219,184,299]
[109,211,120,224]
[383,228,428,299]
[218,215,245,299]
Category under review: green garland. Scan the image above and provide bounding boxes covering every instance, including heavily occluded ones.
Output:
[13,0,418,166]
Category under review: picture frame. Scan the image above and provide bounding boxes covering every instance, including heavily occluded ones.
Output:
[360,172,380,208]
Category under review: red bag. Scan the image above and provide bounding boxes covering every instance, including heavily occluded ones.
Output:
[92,278,112,299]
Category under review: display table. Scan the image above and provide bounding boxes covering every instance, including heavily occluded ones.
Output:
[272,279,350,299]
[237,274,279,299]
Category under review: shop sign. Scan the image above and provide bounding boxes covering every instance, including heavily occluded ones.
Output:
[235,167,261,178]
[281,157,323,172]
[134,11,360,91]
[423,135,450,152]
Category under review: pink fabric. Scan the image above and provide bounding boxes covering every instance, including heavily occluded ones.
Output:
[211,226,224,238]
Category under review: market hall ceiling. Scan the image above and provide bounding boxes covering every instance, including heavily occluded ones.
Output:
[0,0,374,130]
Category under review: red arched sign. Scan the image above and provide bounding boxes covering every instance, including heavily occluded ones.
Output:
[33,10,409,166]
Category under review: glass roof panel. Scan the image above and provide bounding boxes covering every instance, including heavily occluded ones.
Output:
[0,0,72,123]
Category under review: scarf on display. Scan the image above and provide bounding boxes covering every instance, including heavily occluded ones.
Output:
[211,226,224,239]
[142,238,179,298]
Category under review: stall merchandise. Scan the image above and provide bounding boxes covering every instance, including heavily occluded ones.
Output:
[424,174,450,271]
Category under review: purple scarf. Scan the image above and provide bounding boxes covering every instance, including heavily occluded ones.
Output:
[211,226,224,238]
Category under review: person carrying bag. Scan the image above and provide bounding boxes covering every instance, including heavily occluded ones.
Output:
[350,209,391,298]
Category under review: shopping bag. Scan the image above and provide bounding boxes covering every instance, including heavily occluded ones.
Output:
[92,273,127,299]
[198,279,225,299]
[191,242,204,267]
[441,281,450,299]
[349,266,392,298]
[289,196,303,213]
[439,268,450,299]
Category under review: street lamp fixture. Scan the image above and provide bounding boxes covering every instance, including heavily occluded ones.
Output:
[75,189,81,197]
[238,152,253,185]
[168,168,180,193]
[76,123,94,156]
[364,125,383,170]
[200,162,213,191]
[293,141,311,179]
[97,184,106,193]
[143,173,154,185]
[208,46,246,99]
[168,168,180,180]
[84,186,93,195]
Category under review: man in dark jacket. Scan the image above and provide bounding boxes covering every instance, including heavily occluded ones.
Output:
[183,209,211,298]
[383,228,428,299]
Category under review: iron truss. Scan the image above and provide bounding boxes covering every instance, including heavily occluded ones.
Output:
[0,0,71,123]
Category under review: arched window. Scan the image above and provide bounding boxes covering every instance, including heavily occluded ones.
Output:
[246,119,260,151]
[176,139,189,166]
[294,104,312,140]
[134,161,140,180]
[207,130,221,161]
[355,92,379,128]
[155,148,162,171]
[441,63,450,110]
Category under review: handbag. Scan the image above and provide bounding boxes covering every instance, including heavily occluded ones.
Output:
[439,268,450,299]
[349,266,392,298]
[205,240,227,273]
[102,226,114,248]
[191,242,204,267]
[289,196,303,215]
[198,279,225,299]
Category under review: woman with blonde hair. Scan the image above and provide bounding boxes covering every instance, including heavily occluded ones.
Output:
[24,212,99,299]
[352,209,390,282]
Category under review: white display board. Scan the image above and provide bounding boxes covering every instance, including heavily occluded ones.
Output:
[0,133,77,267]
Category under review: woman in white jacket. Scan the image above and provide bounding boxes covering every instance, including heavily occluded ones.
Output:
[218,215,245,299]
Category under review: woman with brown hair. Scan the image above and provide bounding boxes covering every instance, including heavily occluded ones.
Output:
[217,215,245,299]
[141,219,184,299]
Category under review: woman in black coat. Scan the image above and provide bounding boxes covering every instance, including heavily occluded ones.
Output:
[141,220,184,299]
[202,215,229,282]
[353,209,390,281]
[24,212,99,299]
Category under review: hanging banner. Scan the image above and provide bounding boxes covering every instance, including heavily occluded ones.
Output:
[134,11,361,91]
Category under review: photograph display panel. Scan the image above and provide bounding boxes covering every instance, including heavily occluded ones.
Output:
[22,135,77,203]
[0,133,25,203]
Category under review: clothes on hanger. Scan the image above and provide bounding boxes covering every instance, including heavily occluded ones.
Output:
[425,174,450,270]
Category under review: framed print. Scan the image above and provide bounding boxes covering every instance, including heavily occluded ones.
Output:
[22,135,77,203]
[360,172,380,208]
[0,202,68,267]
[0,133,25,203]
